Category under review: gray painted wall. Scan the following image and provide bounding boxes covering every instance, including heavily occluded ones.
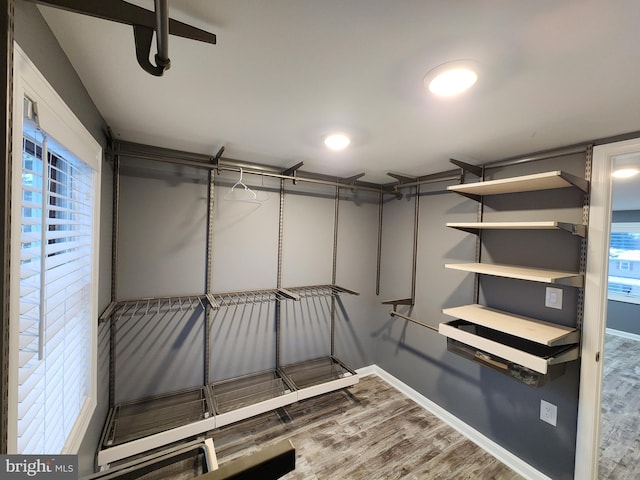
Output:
[607,300,640,335]
[376,154,586,480]
[14,3,111,476]
[608,210,640,335]
[115,165,379,393]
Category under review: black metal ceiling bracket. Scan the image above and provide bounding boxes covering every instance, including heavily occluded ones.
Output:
[211,146,225,175]
[28,0,216,77]
[283,162,304,185]
[339,173,365,192]
[449,158,482,185]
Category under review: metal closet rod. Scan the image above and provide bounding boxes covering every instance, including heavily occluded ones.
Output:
[112,142,393,196]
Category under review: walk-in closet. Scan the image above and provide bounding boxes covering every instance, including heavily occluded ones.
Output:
[7,2,640,480]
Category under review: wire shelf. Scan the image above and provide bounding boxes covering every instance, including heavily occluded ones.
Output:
[99,285,359,323]
[286,284,360,299]
[280,356,355,390]
[104,387,212,447]
[211,370,294,414]
[100,295,213,323]
[210,289,286,307]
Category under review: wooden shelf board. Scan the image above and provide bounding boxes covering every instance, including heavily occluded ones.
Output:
[439,321,580,374]
[447,171,588,196]
[442,304,579,346]
[446,221,586,237]
[444,262,584,287]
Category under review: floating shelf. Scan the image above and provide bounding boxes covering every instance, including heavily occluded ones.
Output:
[439,319,579,375]
[442,304,580,346]
[447,170,588,198]
[446,221,586,237]
[444,262,584,287]
[280,356,358,401]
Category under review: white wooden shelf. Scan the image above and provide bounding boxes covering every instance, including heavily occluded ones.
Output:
[439,320,579,374]
[442,304,579,346]
[444,262,584,287]
[447,170,588,197]
[446,221,586,237]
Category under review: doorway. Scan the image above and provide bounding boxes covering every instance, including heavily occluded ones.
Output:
[575,138,640,480]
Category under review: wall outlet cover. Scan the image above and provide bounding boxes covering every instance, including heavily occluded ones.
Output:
[545,287,563,310]
[540,399,558,426]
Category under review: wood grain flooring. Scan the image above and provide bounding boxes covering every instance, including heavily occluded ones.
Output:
[599,333,640,480]
[140,374,522,479]
[217,376,522,479]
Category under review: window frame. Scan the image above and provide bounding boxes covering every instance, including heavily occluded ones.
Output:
[9,44,101,454]
[608,221,640,305]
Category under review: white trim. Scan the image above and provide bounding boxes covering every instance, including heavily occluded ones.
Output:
[97,416,217,467]
[605,327,640,342]
[356,365,551,480]
[575,137,640,480]
[294,374,359,402]
[13,46,101,170]
[214,391,299,428]
[9,43,102,455]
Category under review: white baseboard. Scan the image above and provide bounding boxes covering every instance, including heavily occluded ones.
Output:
[606,327,640,342]
[356,365,551,480]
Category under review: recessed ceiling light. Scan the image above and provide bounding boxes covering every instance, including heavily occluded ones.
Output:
[324,133,351,151]
[612,168,640,179]
[424,61,478,97]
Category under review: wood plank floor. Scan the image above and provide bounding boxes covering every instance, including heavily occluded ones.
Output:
[599,333,640,480]
[141,374,522,479]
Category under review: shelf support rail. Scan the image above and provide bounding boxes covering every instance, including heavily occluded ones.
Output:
[577,145,593,330]
[331,185,340,356]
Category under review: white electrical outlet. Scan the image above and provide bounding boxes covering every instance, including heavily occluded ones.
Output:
[540,399,557,426]
[545,287,563,310]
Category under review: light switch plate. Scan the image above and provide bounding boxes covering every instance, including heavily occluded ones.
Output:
[545,287,563,310]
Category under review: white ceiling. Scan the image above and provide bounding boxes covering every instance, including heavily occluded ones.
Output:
[38,0,640,184]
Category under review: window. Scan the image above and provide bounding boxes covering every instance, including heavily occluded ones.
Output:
[618,261,631,271]
[9,45,101,454]
[608,222,640,305]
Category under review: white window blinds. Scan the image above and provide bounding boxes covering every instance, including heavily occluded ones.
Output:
[17,126,94,454]
[11,45,101,456]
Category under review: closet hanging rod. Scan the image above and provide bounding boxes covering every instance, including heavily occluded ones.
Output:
[392,172,460,190]
[392,145,589,191]
[389,310,438,332]
[486,145,586,169]
[113,148,393,196]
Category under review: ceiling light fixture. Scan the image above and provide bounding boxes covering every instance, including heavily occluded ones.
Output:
[324,133,351,151]
[424,61,478,97]
[612,168,640,179]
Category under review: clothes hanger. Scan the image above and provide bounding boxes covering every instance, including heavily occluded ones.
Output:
[224,167,257,201]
